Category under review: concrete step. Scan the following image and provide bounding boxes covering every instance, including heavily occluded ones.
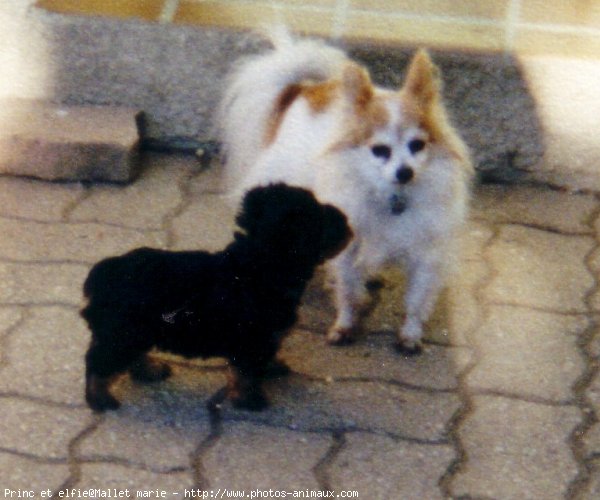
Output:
[0,99,141,182]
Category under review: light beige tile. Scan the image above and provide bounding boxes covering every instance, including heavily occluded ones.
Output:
[331,433,454,500]
[175,1,275,28]
[344,11,504,51]
[467,306,587,402]
[175,1,334,35]
[35,0,165,21]
[351,0,509,20]
[514,28,600,59]
[453,396,581,499]
[521,0,600,29]
[204,422,328,490]
[181,0,336,5]
[472,184,597,234]
[485,226,594,313]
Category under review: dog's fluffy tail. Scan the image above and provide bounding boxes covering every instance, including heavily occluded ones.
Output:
[217,27,347,191]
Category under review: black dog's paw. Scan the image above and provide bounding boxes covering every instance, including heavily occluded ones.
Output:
[264,359,291,379]
[394,342,423,357]
[130,357,172,383]
[231,392,269,411]
[86,392,121,412]
[86,376,121,412]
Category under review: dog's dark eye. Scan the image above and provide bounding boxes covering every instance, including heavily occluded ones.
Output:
[408,139,426,155]
[371,144,392,161]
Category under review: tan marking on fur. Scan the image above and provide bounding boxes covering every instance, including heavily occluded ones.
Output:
[400,49,472,170]
[326,64,393,150]
[264,84,303,146]
[267,62,388,152]
[401,90,470,167]
[342,63,374,111]
[329,94,390,151]
[264,80,340,146]
[403,49,440,108]
[302,80,339,112]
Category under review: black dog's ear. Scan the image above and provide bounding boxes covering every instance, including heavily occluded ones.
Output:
[320,205,352,258]
[236,186,270,233]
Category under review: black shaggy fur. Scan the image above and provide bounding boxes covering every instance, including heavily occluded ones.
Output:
[81,184,352,412]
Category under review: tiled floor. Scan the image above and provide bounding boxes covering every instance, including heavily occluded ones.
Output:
[34,0,600,57]
[1,152,599,498]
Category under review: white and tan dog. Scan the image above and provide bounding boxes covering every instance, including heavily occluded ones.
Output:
[218,30,473,353]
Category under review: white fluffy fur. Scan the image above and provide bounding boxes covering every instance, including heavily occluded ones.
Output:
[218,30,473,351]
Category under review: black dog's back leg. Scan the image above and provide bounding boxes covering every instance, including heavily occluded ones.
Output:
[227,364,269,411]
[85,343,123,412]
[86,372,120,412]
[85,338,146,412]
[129,354,172,383]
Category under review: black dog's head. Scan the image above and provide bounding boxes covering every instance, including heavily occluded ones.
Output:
[236,184,352,266]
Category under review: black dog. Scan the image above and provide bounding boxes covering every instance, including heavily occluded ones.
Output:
[81,184,352,412]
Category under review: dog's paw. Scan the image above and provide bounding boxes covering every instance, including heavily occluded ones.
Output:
[326,327,355,346]
[86,392,121,412]
[395,341,423,357]
[86,376,121,412]
[130,358,172,383]
[397,317,424,356]
[231,392,269,411]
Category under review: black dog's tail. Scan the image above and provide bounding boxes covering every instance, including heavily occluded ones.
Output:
[81,266,100,323]
[81,256,123,322]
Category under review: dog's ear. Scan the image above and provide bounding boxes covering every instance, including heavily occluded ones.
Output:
[401,49,441,110]
[236,186,269,233]
[320,205,352,259]
[341,62,374,109]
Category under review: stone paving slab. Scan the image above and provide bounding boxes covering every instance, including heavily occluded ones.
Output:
[584,422,600,457]
[202,422,329,491]
[587,370,600,429]
[68,155,196,231]
[467,305,588,402]
[170,194,237,252]
[0,397,92,460]
[187,157,226,196]
[80,409,208,472]
[0,218,166,263]
[0,452,69,494]
[0,175,85,222]
[484,225,594,313]
[0,262,88,306]
[591,324,600,359]
[280,330,471,391]
[329,432,454,500]
[461,220,495,262]
[0,307,88,405]
[583,459,600,498]
[216,374,461,442]
[0,307,24,336]
[452,396,581,500]
[76,463,191,494]
[0,153,599,499]
[472,184,598,234]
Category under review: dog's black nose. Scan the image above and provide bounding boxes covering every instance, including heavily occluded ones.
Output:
[396,166,414,184]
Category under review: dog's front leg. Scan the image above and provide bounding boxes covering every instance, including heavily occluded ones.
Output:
[399,256,445,354]
[327,245,365,345]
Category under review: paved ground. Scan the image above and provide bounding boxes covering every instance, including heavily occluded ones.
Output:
[0,152,599,499]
